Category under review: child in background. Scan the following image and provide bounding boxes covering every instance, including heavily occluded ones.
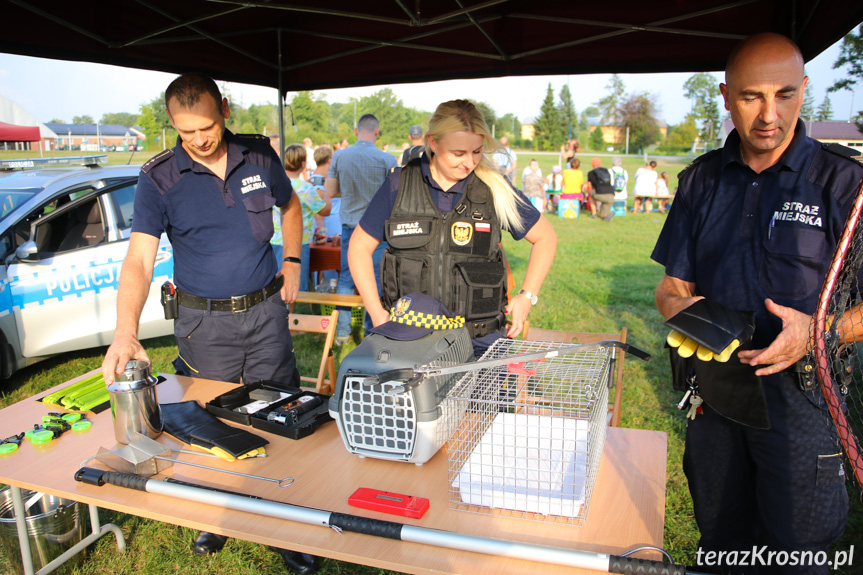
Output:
[281,144,331,292]
[559,158,585,218]
[545,165,563,212]
[309,145,341,284]
[656,171,670,214]
[522,159,546,212]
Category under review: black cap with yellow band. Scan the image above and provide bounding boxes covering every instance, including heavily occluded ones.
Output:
[370,293,465,341]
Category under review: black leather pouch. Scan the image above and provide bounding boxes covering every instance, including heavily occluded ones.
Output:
[692,341,771,430]
[665,299,755,354]
[668,342,693,392]
[161,400,269,458]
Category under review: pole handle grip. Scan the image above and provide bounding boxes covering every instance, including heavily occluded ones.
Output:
[609,555,688,575]
[74,467,149,491]
[330,512,403,540]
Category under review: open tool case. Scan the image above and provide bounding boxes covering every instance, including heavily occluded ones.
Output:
[205,381,332,440]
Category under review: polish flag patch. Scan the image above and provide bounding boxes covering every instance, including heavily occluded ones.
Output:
[475,222,491,232]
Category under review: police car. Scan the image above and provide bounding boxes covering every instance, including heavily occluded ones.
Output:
[0,155,174,378]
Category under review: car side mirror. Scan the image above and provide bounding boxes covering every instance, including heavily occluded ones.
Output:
[15,240,38,262]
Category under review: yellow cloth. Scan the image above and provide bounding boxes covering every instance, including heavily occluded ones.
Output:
[561,168,584,198]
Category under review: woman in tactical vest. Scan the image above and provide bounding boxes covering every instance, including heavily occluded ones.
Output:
[347,99,557,352]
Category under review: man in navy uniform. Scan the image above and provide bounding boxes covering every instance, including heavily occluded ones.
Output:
[652,34,862,574]
[101,73,317,574]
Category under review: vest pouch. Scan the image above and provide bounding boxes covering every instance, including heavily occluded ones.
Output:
[381,252,429,309]
[452,261,506,320]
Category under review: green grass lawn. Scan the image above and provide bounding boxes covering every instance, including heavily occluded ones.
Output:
[1,162,861,574]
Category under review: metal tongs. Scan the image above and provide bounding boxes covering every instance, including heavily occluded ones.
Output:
[362,340,651,395]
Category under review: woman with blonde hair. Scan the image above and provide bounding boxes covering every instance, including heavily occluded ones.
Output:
[348,99,556,350]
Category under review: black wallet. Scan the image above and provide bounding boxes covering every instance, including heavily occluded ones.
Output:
[664,299,755,354]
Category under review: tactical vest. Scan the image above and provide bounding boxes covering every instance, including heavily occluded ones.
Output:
[380,161,507,337]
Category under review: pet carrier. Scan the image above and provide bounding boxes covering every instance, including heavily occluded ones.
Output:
[328,327,473,464]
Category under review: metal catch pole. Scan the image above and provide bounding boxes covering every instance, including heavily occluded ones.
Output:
[74,467,707,575]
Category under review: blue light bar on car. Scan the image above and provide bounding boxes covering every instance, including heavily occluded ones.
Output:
[0,155,108,171]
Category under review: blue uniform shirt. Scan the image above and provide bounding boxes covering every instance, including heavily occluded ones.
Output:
[359,155,541,241]
[652,121,863,348]
[133,131,293,299]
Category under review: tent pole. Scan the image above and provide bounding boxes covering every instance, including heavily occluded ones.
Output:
[277,27,285,167]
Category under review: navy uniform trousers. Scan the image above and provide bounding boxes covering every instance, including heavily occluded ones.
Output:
[684,371,848,575]
[171,291,299,386]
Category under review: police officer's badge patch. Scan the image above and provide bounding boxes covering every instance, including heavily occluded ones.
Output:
[394,296,412,317]
[451,222,473,246]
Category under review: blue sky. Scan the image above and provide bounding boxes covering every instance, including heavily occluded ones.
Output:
[0,36,858,128]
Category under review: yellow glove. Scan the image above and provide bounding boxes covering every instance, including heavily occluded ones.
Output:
[667,330,740,362]
[191,443,237,462]
[667,330,699,358]
[714,339,740,363]
[237,447,266,460]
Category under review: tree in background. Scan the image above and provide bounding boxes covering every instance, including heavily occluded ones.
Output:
[284,91,331,141]
[663,115,699,153]
[227,102,277,136]
[683,72,721,142]
[72,115,94,125]
[138,92,173,150]
[495,113,521,141]
[800,77,816,122]
[579,105,599,132]
[100,112,140,127]
[357,88,410,142]
[829,24,863,130]
[578,105,600,145]
[588,123,606,150]
[597,74,625,127]
[619,92,661,153]
[533,83,564,151]
[48,118,65,124]
[816,95,834,121]
[558,84,577,141]
[472,100,497,130]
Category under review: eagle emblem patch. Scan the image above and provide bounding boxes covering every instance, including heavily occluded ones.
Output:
[451,222,473,246]
[394,296,412,317]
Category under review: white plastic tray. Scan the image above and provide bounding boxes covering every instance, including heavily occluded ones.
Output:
[452,412,588,517]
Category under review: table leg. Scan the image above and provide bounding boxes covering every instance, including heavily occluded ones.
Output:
[9,486,126,575]
[11,485,35,575]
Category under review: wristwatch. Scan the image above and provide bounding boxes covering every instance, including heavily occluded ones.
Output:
[517,289,538,305]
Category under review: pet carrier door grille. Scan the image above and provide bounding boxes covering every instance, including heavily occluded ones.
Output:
[339,376,417,457]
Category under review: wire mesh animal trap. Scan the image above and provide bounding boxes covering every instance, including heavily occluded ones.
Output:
[445,338,613,526]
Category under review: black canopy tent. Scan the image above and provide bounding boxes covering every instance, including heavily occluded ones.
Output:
[2,0,862,141]
[4,0,863,91]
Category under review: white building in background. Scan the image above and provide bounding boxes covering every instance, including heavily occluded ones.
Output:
[0,95,57,151]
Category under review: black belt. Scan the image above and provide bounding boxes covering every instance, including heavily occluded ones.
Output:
[467,315,503,338]
[177,276,283,313]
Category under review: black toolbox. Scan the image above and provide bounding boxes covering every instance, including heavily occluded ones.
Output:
[205,381,332,440]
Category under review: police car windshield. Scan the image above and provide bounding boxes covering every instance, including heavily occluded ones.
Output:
[0,187,40,223]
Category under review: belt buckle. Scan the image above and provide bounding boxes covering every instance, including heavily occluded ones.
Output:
[231,295,249,313]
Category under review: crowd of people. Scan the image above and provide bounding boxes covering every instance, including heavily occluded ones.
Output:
[499,149,674,223]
